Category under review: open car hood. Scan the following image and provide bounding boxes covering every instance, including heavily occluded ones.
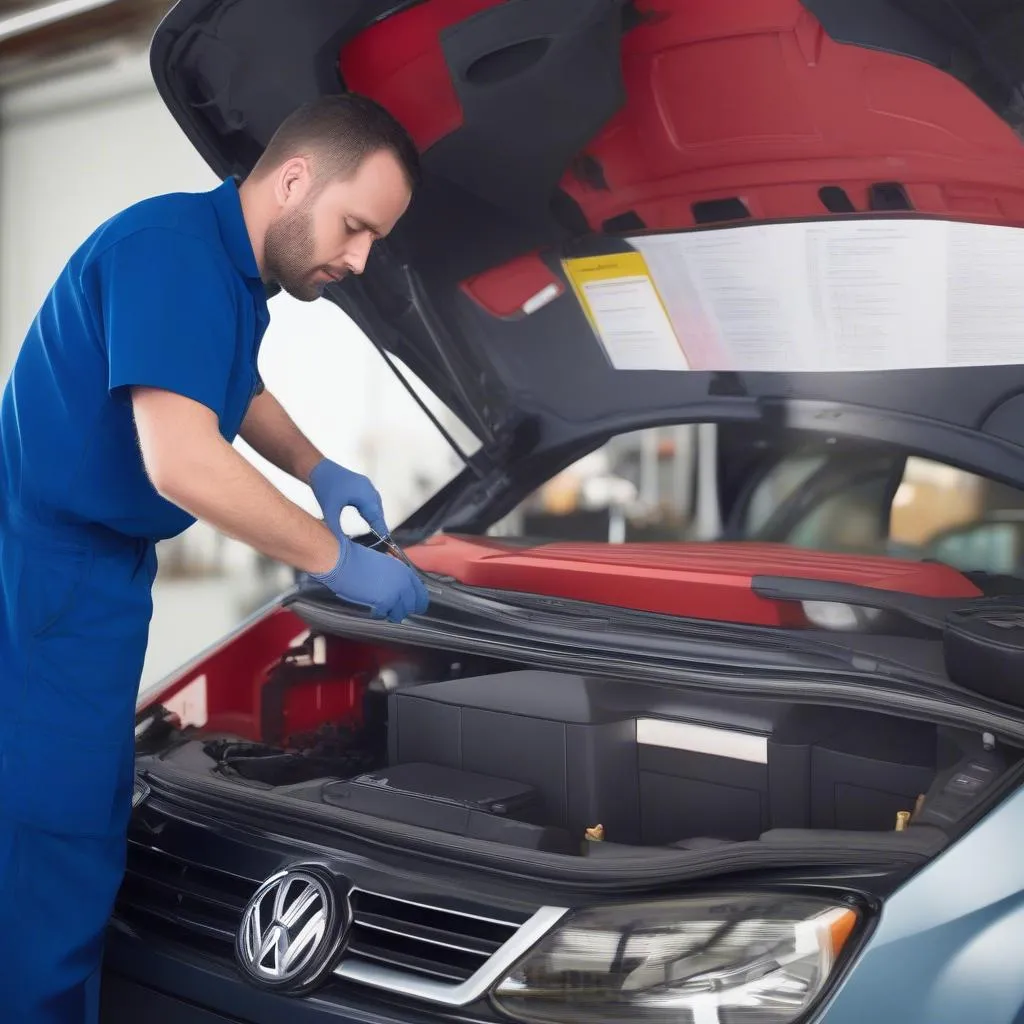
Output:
[152,0,1024,530]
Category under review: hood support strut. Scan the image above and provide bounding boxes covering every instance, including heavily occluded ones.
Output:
[364,317,484,479]
[402,263,497,451]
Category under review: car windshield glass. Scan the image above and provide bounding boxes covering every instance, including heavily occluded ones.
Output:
[487,425,1024,581]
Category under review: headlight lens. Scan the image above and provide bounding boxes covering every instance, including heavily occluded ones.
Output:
[492,894,860,1024]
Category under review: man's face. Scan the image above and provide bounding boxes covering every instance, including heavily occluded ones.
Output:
[263,149,412,302]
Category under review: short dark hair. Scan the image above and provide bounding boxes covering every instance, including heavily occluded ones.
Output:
[252,93,421,190]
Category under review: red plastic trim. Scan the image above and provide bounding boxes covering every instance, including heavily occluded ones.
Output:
[339,0,504,150]
[459,252,564,318]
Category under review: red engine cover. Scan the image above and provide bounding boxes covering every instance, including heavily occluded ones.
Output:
[409,535,981,627]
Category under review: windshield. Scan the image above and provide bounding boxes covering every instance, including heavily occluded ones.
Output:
[487,424,1024,581]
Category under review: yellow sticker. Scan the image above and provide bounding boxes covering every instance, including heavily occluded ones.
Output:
[562,252,688,371]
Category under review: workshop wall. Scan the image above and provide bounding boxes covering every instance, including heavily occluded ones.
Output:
[0,52,472,689]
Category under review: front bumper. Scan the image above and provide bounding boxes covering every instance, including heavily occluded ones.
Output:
[100,926,452,1024]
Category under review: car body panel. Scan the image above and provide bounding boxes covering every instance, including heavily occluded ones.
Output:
[820,783,1024,1023]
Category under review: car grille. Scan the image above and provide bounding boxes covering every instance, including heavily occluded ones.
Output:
[117,841,529,988]
[346,890,522,983]
[116,841,258,956]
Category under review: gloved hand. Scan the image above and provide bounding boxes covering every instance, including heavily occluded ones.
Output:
[309,458,387,539]
[312,538,429,624]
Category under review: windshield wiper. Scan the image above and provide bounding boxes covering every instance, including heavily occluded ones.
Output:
[751,575,1024,632]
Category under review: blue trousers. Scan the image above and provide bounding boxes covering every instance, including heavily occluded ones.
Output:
[0,502,156,1023]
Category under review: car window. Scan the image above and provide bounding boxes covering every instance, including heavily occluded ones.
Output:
[890,457,991,550]
[487,427,1024,578]
[488,425,700,542]
[784,472,895,554]
[741,453,829,536]
[927,522,1021,575]
[753,452,1024,572]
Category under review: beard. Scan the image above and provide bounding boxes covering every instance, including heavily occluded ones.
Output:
[263,198,339,302]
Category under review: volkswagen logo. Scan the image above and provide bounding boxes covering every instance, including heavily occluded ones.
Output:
[235,866,351,994]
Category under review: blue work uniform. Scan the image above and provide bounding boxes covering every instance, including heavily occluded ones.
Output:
[0,177,270,1022]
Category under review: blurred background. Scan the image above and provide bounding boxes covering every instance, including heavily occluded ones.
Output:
[4,0,1024,694]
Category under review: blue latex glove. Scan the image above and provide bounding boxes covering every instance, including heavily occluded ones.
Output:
[313,538,429,624]
[309,458,388,539]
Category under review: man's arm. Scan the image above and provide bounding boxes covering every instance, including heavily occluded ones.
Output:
[132,387,338,575]
[241,386,388,537]
[239,388,323,484]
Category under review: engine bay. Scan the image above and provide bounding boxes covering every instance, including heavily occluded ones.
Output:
[136,625,1022,857]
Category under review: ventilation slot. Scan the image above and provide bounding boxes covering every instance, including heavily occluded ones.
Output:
[465,38,552,85]
[819,186,856,213]
[692,198,750,224]
[570,153,609,191]
[603,210,646,233]
[116,841,259,957]
[869,182,913,211]
[346,891,524,984]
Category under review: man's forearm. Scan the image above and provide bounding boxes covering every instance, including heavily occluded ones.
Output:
[240,389,323,483]
[160,437,339,574]
[133,388,338,575]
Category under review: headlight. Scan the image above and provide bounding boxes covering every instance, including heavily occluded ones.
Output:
[132,775,150,809]
[491,894,860,1023]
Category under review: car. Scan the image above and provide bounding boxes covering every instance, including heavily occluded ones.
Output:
[104,1,1024,1022]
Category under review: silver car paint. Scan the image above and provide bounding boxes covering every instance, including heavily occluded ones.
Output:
[820,785,1024,1023]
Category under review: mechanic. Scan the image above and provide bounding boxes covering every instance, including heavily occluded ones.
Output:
[0,94,428,1023]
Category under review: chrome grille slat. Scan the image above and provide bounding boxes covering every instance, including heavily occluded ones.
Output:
[122,867,249,916]
[343,941,471,983]
[335,906,569,1007]
[345,889,522,983]
[118,902,237,943]
[352,912,502,957]
[344,925,488,982]
[123,842,259,905]
[352,888,523,930]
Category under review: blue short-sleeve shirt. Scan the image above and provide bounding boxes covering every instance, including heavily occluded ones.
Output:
[0,178,270,540]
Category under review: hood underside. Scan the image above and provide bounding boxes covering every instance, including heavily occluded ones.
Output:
[153,0,1024,499]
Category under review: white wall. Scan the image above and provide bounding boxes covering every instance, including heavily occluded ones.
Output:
[0,56,219,376]
[0,52,471,686]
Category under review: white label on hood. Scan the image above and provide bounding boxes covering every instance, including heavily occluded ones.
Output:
[564,252,689,370]
[522,282,562,316]
[624,218,1024,372]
